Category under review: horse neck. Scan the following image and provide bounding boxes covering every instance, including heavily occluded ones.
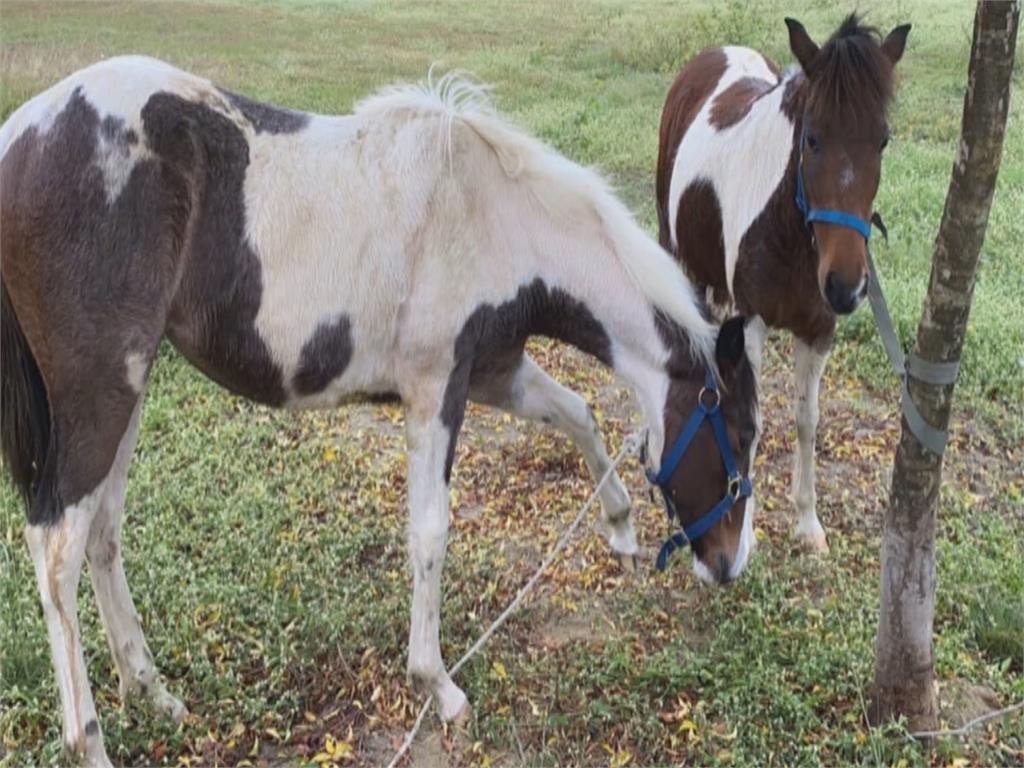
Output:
[771,72,817,255]
[526,228,707,457]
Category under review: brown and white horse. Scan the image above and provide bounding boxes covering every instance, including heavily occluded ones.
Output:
[0,59,757,765]
[656,15,910,551]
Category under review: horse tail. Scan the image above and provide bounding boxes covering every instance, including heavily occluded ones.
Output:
[1,279,58,520]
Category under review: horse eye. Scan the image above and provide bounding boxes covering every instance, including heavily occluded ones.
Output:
[806,133,820,153]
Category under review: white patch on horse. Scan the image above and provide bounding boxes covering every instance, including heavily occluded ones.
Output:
[87,400,187,721]
[123,352,148,394]
[94,125,154,204]
[0,82,76,161]
[839,162,855,191]
[668,48,796,297]
[731,500,755,579]
[792,339,829,551]
[693,555,716,585]
[25,487,109,765]
[243,113,426,406]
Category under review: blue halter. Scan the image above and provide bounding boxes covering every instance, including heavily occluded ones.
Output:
[646,367,753,572]
[794,122,873,241]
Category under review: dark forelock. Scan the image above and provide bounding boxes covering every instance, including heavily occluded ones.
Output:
[805,14,894,127]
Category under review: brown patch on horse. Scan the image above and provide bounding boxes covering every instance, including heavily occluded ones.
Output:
[656,48,727,250]
[142,92,287,406]
[672,182,729,306]
[218,89,310,135]
[293,315,353,396]
[441,278,612,482]
[709,77,775,130]
[1,88,184,519]
[780,71,805,122]
[792,15,903,315]
[731,132,835,348]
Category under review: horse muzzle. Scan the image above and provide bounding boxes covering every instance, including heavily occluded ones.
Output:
[824,270,868,315]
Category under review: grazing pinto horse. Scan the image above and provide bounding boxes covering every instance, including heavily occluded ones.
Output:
[656,15,910,551]
[0,58,757,766]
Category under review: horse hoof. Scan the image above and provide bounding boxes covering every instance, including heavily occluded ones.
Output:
[151,686,189,724]
[451,701,473,728]
[171,701,190,725]
[616,551,640,573]
[797,531,829,553]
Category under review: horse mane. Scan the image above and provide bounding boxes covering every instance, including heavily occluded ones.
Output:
[355,72,714,361]
[805,13,894,126]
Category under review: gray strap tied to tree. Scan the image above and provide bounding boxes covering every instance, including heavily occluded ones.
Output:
[865,226,960,456]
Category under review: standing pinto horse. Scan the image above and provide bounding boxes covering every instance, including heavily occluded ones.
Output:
[0,59,757,766]
[656,15,910,551]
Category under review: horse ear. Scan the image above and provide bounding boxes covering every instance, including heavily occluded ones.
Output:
[882,24,912,65]
[715,316,746,372]
[785,17,819,73]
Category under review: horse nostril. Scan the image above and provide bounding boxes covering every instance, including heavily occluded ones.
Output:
[825,271,859,315]
[715,553,733,585]
[825,271,836,296]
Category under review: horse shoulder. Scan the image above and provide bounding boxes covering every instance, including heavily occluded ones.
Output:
[656,48,728,229]
[665,47,795,298]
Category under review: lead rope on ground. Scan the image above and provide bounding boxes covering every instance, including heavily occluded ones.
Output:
[386,430,646,768]
[908,700,1024,740]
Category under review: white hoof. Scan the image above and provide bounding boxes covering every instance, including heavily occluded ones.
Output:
[65,733,113,768]
[607,519,638,558]
[153,687,189,724]
[794,519,829,553]
[437,683,470,723]
[449,700,473,728]
[616,551,640,574]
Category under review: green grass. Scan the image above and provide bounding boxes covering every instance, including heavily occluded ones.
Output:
[1,1,1022,766]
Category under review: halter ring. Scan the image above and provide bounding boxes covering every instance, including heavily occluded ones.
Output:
[728,474,742,499]
[698,386,721,412]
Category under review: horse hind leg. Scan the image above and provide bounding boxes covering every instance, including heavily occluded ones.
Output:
[25,484,112,767]
[86,398,187,722]
[10,300,170,764]
[469,354,637,567]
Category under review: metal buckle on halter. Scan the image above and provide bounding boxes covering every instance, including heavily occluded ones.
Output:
[698,386,721,413]
[727,473,742,500]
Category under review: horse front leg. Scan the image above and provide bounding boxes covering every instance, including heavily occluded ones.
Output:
[744,316,768,505]
[792,337,830,552]
[403,381,471,723]
[469,354,637,567]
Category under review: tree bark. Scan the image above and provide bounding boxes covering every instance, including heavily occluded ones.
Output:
[871,0,1020,733]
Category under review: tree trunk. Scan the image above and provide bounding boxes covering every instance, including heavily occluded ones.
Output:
[871,0,1020,732]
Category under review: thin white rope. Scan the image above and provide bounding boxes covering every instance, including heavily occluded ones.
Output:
[908,700,1024,740]
[385,430,645,768]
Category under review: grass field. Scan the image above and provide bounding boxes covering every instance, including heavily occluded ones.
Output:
[1,1,1022,766]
